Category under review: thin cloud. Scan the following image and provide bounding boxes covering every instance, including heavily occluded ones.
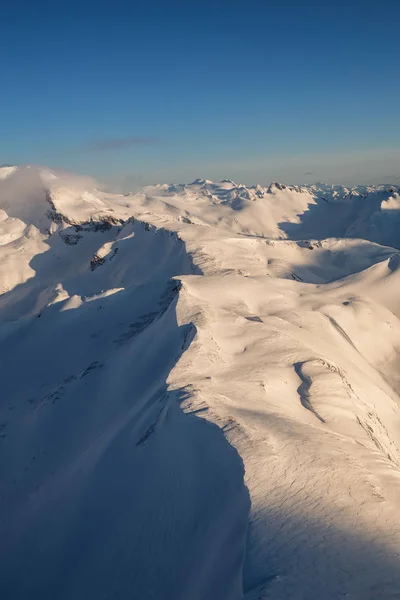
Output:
[381,175,400,182]
[302,172,314,176]
[87,136,155,152]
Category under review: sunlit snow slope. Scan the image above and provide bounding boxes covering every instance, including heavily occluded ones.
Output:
[1,166,400,600]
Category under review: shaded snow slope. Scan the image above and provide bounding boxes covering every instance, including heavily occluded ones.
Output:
[1,167,400,599]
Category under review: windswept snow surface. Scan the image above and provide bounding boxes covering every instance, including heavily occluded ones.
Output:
[1,167,400,599]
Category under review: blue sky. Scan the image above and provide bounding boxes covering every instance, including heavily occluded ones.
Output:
[1,0,400,188]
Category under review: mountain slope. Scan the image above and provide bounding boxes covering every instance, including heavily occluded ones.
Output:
[1,167,400,599]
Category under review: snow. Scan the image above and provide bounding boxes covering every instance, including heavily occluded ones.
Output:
[1,166,400,599]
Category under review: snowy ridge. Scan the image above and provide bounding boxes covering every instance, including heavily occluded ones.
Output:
[1,166,400,599]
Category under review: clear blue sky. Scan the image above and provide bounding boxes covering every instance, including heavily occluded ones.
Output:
[1,0,400,188]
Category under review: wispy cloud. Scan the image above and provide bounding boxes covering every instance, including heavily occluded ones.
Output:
[302,172,314,176]
[86,136,155,152]
[381,175,400,182]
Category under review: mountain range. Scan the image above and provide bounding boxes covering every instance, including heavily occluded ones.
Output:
[1,165,400,599]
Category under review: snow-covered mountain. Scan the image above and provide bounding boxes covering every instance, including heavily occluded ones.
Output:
[1,165,400,599]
